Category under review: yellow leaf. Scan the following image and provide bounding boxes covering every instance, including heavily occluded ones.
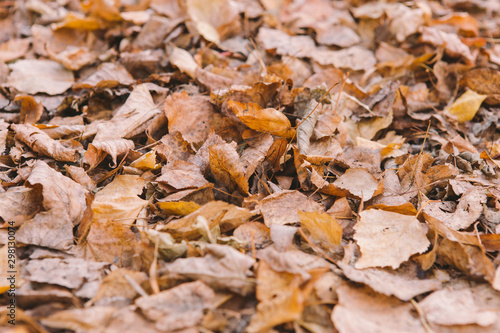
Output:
[447,89,487,122]
[299,210,343,247]
[228,100,296,139]
[130,151,160,170]
[157,201,201,216]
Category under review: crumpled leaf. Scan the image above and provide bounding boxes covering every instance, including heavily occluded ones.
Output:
[446,89,487,122]
[354,209,430,269]
[85,139,135,169]
[240,132,274,178]
[209,142,249,194]
[0,186,42,227]
[160,244,255,295]
[93,84,162,141]
[247,260,325,333]
[7,60,74,95]
[423,187,487,230]
[14,95,44,124]
[12,124,80,162]
[91,175,148,226]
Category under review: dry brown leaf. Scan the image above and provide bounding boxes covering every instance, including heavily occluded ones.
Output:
[91,175,148,226]
[420,26,474,63]
[7,60,74,95]
[164,91,215,143]
[247,260,324,332]
[12,124,80,162]
[157,160,208,190]
[0,186,42,227]
[14,95,44,124]
[209,142,249,194]
[0,38,30,62]
[228,100,295,139]
[81,219,153,270]
[160,244,255,295]
[156,131,195,163]
[311,46,377,71]
[93,84,162,141]
[354,209,430,269]
[91,269,148,306]
[85,139,135,169]
[240,132,274,178]
[332,284,426,333]
[266,137,289,171]
[77,62,134,88]
[257,27,316,58]
[258,190,324,227]
[129,150,159,170]
[135,281,216,332]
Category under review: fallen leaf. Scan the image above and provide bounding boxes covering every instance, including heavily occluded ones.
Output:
[85,139,135,169]
[160,244,255,295]
[354,209,430,269]
[91,175,148,226]
[209,142,249,194]
[258,190,324,227]
[157,160,208,190]
[164,91,215,143]
[228,100,296,138]
[299,210,343,248]
[332,284,426,333]
[135,281,216,332]
[333,168,381,201]
[337,261,441,301]
[7,60,74,95]
[446,89,487,122]
[14,95,44,124]
[0,38,30,62]
[12,124,80,162]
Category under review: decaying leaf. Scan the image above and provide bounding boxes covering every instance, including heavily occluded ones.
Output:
[209,142,249,194]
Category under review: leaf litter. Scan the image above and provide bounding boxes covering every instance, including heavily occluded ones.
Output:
[2,0,500,332]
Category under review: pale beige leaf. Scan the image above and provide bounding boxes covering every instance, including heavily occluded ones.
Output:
[94,84,161,141]
[354,209,430,269]
[169,45,199,78]
[64,165,96,191]
[7,59,74,95]
[0,186,42,227]
[332,285,426,333]
[257,27,316,58]
[333,168,380,201]
[17,210,74,250]
[161,244,255,295]
[42,306,117,332]
[129,150,159,170]
[12,124,79,162]
[337,261,441,301]
[135,281,216,332]
[92,175,148,225]
[311,46,377,71]
[419,280,500,327]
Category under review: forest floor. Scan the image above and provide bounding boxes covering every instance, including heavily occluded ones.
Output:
[1,0,500,332]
